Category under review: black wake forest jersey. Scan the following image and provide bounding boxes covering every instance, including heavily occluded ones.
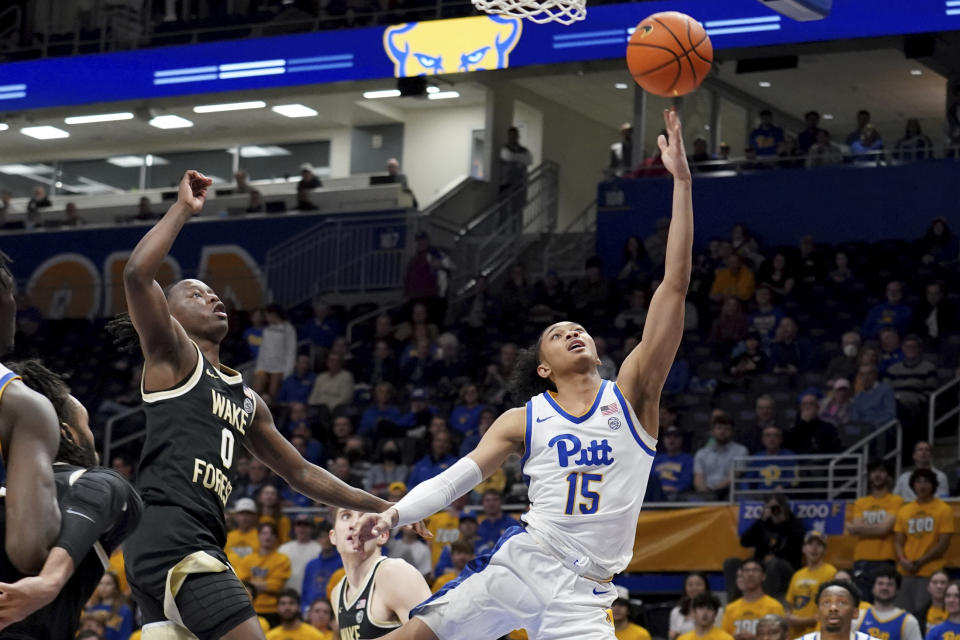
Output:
[126,342,253,568]
[0,464,141,640]
[336,557,401,640]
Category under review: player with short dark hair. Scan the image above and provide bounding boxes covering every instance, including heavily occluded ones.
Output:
[114,171,398,640]
[799,580,869,640]
[354,109,692,640]
[0,360,142,638]
[330,508,431,639]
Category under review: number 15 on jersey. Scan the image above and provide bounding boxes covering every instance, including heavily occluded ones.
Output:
[564,472,602,515]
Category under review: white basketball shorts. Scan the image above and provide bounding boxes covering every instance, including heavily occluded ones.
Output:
[411,527,617,640]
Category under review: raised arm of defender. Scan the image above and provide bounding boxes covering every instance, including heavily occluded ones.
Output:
[123,170,212,387]
[616,108,693,440]
[354,407,526,541]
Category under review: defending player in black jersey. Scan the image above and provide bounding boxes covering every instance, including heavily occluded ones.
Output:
[0,360,142,639]
[329,509,431,639]
[113,171,396,640]
[0,253,61,577]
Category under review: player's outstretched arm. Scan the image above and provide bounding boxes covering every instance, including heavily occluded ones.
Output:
[245,393,391,513]
[123,170,212,369]
[617,108,693,440]
[376,559,433,623]
[0,383,60,575]
[355,407,525,542]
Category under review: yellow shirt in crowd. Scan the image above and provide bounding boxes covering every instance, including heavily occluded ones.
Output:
[226,527,260,567]
[431,571,459,593]
[425,510,460,566]
[616,622,653,640]
[260,514,292,544]
[852,492,904,561]
[787,562,838,636]
[894,498,955,576]
[326,567,345,602]
[108,548,129,595]
[259,616,271,633]
[928,606,948,629]
[236,550,292,614]
[473,467,507,495]
[709,267,756,302]
[678,627,736,640]
[266,621,326,639]
[723,595,785,637]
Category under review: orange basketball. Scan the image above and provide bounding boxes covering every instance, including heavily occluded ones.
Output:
[626,11,713,97]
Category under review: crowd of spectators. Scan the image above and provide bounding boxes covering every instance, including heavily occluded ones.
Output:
[616,109,955,178]
[7,199,960,638]
[711,458,955,640]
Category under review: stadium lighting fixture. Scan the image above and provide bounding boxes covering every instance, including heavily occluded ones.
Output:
[238,145,292,158]
[149,115,194,129]
[64,112,134,124]
[427,91,460,100]
[107,155,170,168]
[21,125,70,139]
[193,101,267,113]
[363,89,401,99]
[0,163,52,175]
[271,104,318,118]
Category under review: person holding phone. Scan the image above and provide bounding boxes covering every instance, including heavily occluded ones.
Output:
[724,494,807,602]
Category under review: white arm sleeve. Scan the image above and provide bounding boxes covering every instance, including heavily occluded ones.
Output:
[394,457,483,528]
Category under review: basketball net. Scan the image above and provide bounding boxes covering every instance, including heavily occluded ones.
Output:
[472,0,586,25]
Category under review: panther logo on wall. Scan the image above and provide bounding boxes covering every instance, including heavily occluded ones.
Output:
[383,14,522,77]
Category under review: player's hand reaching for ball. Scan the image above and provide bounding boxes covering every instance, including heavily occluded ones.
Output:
[354,509,431,545]
[658,108,692,182]
[354,509,397,544]
[177,170,213,214]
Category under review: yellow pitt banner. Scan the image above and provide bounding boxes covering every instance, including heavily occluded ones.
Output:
[627,502,960,573]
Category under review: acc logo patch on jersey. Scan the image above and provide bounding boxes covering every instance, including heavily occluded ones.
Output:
[242,386,256,414]
[356,611,364,624]
[608,417,622,431]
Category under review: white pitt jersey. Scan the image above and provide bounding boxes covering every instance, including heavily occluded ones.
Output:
[520,379,656,578]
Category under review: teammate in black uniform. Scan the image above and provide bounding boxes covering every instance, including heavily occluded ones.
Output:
[0,252,61,577]
[0,360,142,639]
[329,509,431,640]
[113,171,397,640]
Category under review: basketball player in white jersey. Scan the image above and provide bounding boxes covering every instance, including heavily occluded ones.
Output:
[800,580,871,640]
[329,509,432,639]
[354,108,693,640]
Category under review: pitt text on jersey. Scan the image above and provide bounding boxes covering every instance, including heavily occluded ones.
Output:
[548,434,614,467]
[549,433,614,516]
